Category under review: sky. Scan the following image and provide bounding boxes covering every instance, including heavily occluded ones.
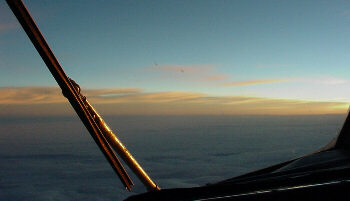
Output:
[1,0,350,115]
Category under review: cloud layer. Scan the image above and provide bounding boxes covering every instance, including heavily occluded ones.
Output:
[0,87,348,116]
[0,114,345,200]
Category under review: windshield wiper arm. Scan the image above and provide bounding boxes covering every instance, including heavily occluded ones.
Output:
[6,0,159,192]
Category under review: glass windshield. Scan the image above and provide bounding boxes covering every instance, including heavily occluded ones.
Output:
[0,0,349,200]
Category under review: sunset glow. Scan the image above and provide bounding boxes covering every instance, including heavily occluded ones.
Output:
[1,1,350,116]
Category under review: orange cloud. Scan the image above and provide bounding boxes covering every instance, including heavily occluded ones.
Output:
[0,87,141,104]
[201,74,228,81]
[223,79,289,87]
[0,87,63,104]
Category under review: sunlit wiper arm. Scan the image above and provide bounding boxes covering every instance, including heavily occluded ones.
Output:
[6,0,159,191]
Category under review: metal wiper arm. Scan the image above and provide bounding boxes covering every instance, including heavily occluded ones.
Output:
[6,0,159,191]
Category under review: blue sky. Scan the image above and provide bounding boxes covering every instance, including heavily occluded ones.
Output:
[1,0,350,115]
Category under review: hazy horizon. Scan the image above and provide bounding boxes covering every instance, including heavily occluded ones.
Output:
[1,87,348,116]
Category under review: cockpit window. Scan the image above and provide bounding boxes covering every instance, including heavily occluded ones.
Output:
[1,1,349,200]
